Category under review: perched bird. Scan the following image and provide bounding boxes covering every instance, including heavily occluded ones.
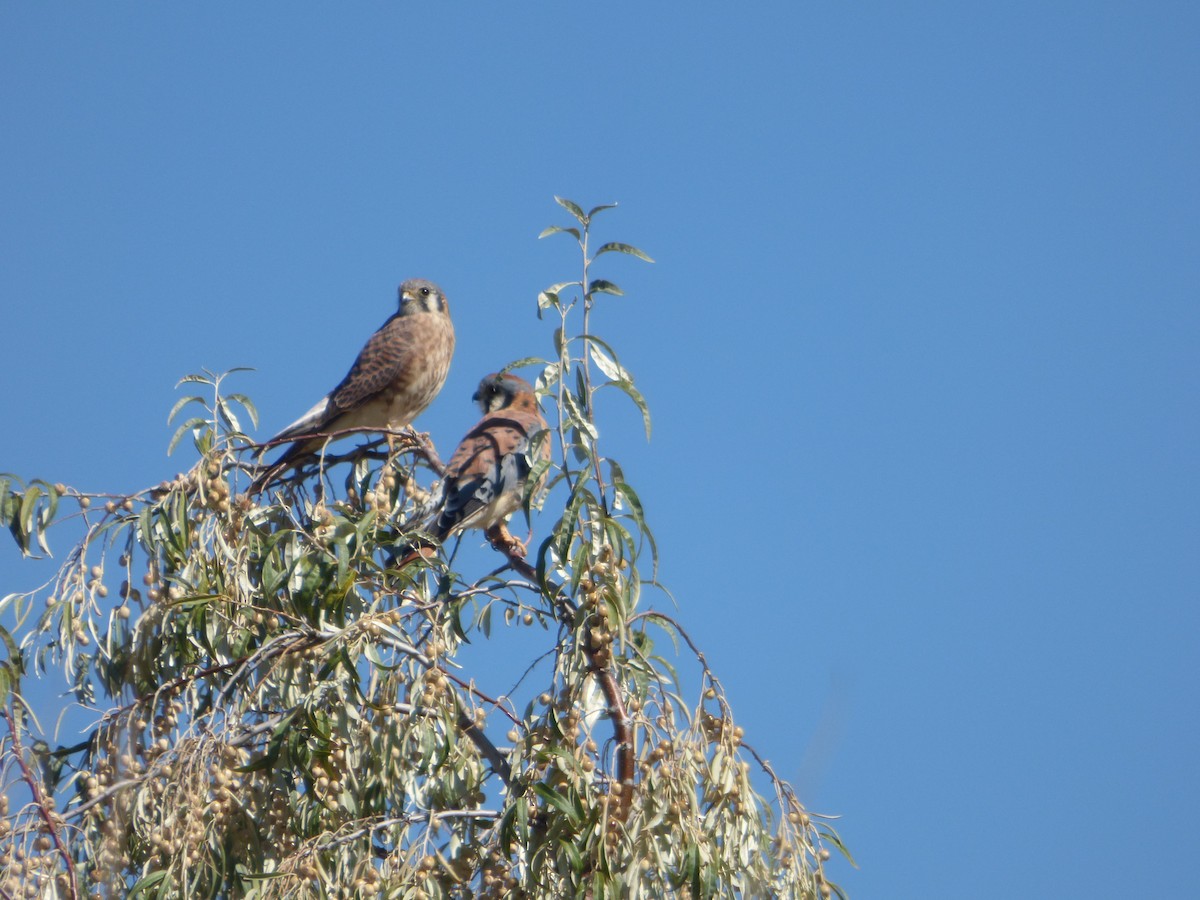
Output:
[415,372,550,559]
[251,278,455,492]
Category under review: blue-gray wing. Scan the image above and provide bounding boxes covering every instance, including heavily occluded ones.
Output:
[433,410,545,538]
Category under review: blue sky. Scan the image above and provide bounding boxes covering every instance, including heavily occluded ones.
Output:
[2,3,1197,896]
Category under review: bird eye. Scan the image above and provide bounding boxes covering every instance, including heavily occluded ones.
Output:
[420,287,430,296]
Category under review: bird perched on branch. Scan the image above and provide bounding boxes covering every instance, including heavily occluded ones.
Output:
[407,372,550,561]
[250,278,455,493]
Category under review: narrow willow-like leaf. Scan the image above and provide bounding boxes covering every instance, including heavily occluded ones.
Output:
[536,363,561,396]
[538,224,582,241]
[818,823,858,866]
[562,392,598,441]
[554,196,587,224]
[593,241,654,263]
[167,394,203,425]
[588,279,624,297]
[502,356,550,373]
[588,343,630,383]
[533,782,583,826]
[599,380,652,440]
[125,869,168,898]
[217,399,243,433]
[35,480,59,525]
[0,624,21,673]
[225,392,260,429]
[586,202,619,218]
[0,476,13,525]
[167,416,209,456]
[17,485,42,556]
[614,481,645,532]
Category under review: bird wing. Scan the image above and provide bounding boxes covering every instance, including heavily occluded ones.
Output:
[260,312,417,444]
[325,313,416,417]
[433,409,546,538]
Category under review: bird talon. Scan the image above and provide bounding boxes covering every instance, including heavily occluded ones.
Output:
[486,523,528,558]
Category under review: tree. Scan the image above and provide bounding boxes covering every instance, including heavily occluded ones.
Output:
[0,200,850,899]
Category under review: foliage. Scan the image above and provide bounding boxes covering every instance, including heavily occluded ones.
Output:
[0,200,848,899]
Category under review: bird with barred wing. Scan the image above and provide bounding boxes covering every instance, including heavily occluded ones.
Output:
[250,278,454,493]
[405,372,550,561]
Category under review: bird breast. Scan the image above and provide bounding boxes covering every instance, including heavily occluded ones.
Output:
[380,312,456,429]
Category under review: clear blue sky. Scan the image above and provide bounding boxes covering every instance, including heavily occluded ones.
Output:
[2,3,1197,896]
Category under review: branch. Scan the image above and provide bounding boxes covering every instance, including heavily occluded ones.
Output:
[502,552,636,818]
[248,426,448,494]
[2,709,79,898]
[369,629,516,786]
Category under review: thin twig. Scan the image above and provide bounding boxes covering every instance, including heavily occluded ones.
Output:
[2,709,79,898]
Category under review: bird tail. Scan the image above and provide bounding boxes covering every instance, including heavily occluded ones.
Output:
[384,502,448,569]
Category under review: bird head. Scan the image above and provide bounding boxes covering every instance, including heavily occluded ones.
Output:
[472,372,535,414]
[398,278,449,315]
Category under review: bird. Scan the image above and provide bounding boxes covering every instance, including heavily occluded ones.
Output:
[250,278,455,493]
[409,372,550,560]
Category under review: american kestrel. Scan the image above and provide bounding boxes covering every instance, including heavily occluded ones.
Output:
[422,372,550,558]
[250,278,455,492]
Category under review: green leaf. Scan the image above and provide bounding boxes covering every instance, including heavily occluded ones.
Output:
[167,394,203,425]
[536,290,558,315]
[819,822,859,866]
[561,838,584,874]
[554,196,587,224]
[34,479,59,529]
[538,224,581,241]
[524,459,553,513]
[536,363,561,396]
[515,791,530,842]
[479,601,492,639]
[0,624,21,673]
[588,279,624,297]
[613,481,645,526]
[137,502,155,552]
[29,481,59,555]
[533,782,583,826]
[502,356,550,373]
[562,391,598,441]
[12,485,43,557]
[593,241,654,263]
[607,458,626,485]
[167,417,208,456]
[225,392,260,429]
[127,870,168,898]
[216,398,245,433]
[0,476,12,526]
[600,380,652,440]
[19,485,40,536]
[575,360,588,406]
[587,202,619,218]
[588,342,630,383]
